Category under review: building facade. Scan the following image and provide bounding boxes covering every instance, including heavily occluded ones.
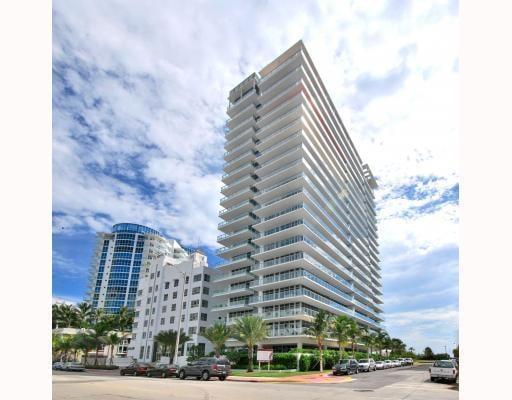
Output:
[128,251,215,364]
[87,223,189,314]
[213,40,383,351]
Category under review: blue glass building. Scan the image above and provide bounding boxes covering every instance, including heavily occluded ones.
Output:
[88,223,187,314]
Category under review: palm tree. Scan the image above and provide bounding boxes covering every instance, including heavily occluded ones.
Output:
[346,320,360,358]
[116,307,134,332]
[376,331,390,357]
[154,330,191,364]
[368,332,379,357]
[201,322,232,357]
[72,333,96,366]
[88,320,113,365]
[75,302,93,328]
[92,308,105,325]
[305,310,331,372]
[390,338,405,356]
[55,304,78,328]
[359,327,371,357]
[101,333,123,366]
[331,315,352,360]
[53,334,74,361]
[232,315,267,372]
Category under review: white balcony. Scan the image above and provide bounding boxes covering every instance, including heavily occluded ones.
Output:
[212,269,255,285]
[225,126,257,152]
[211,285,254,299]
[254,159,305,193]
[253,172,305,205]
[255,130,302,165]
[227,88,258,116]
[211,300,254,313]
[217,228,254,246]
[223,150,256,174]
[216,240,257,260]
[217,213,258,233]
[219,200,255,221]
[256,145,303,178]
[221,175,256,197]
[221,163,255,186]
[219,187,256,209]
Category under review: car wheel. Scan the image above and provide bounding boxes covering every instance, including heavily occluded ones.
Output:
[201,370,210,381]
[430,377,435,382]
[161,372,167,378]
[179,370,186,380]
[355,369,359,374]
[120,371,125,376]
[147,372,152,377]
[196,376,201,380]
[219,376,226,381]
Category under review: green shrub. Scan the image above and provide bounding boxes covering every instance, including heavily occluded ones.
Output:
[272,353,297,369]
[299,354,312,371]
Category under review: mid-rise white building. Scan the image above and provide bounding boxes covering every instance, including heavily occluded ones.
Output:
[128,250,215,364]
[213,40,383,352]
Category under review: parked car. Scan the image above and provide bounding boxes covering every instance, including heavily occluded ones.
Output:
[52,362,65,370]
[120,363,153,376]
[146,363,178,378]
[392,359,400,367]
[429,360,458,383]
[357,358,376,372]
[63,362,85,372]
[332,359,359,375]
[177,357,231,381]
[375,361,385,370]
[384,360,392,368]
[406,358,414,366]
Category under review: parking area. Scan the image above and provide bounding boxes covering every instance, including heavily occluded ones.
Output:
[53,364,458,399]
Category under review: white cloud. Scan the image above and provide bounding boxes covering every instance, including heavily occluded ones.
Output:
[52,295,81,305]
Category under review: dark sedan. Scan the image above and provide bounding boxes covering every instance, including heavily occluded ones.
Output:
[146,363,178,378]
[120,363,152,376]
[332,359,359,375]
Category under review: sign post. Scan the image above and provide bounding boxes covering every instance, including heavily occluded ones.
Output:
[257,350,273,371]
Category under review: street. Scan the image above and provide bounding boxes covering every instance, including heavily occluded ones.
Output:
[53,364,458,399]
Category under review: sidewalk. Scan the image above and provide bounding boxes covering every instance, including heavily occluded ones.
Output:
[228,372,353,384]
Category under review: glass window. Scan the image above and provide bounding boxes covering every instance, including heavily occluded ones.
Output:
[171,304,176,311]
[203,287,209,295]
[201,313,207,321]
[174,279,179,287]
[189,313,198,321]
[165,282,170,289]
[160,318,165,325]
[201,300,208,308]
[188,327,197,335]
[162,306,167,313]
[163,294,168,301]
[170,316,175,324]
[172,291,177,299]
[184,289,188,296]
[185,276,189,284]
[203,274,210,282]
[192,287,200,295]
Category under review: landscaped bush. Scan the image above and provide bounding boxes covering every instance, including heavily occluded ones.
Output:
[299,354,313,371]
[271,353,297,369]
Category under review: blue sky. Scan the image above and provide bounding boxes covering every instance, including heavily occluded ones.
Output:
[52,0,459,354]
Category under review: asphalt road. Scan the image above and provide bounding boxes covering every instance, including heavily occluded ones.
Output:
[53,364,458,400]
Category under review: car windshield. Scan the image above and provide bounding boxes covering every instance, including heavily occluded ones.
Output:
[359,359,368,363]
[434,361,454,368]
[338,359,349,364]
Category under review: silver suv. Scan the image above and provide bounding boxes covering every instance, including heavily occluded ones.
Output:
[357,358,376,372]
[178,357,231,381]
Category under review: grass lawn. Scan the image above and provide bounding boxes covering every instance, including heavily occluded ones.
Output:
[230,369,322,378]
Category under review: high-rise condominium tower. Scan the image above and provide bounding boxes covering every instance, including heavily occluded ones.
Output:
[87,223,189,314]
[213,41,383,351]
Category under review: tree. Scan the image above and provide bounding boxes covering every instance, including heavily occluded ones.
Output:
[346,320,360,358]
[88,320,113,365]
[75,302,93,328]
[391,338,406,356]
[201,322,232,357]
[331,315,352,360]
[54,304,78,328]
[376,331,390,357]
[72,333,96,366]
[116,307,134,332]
[53,334,74,361]
[154,330,191,364]
[453,345,459,358]
[101,333,123,366]
[367,332,379,357]
[232,315,267,373]
[305,310,331,372]
[424,347,434,360]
